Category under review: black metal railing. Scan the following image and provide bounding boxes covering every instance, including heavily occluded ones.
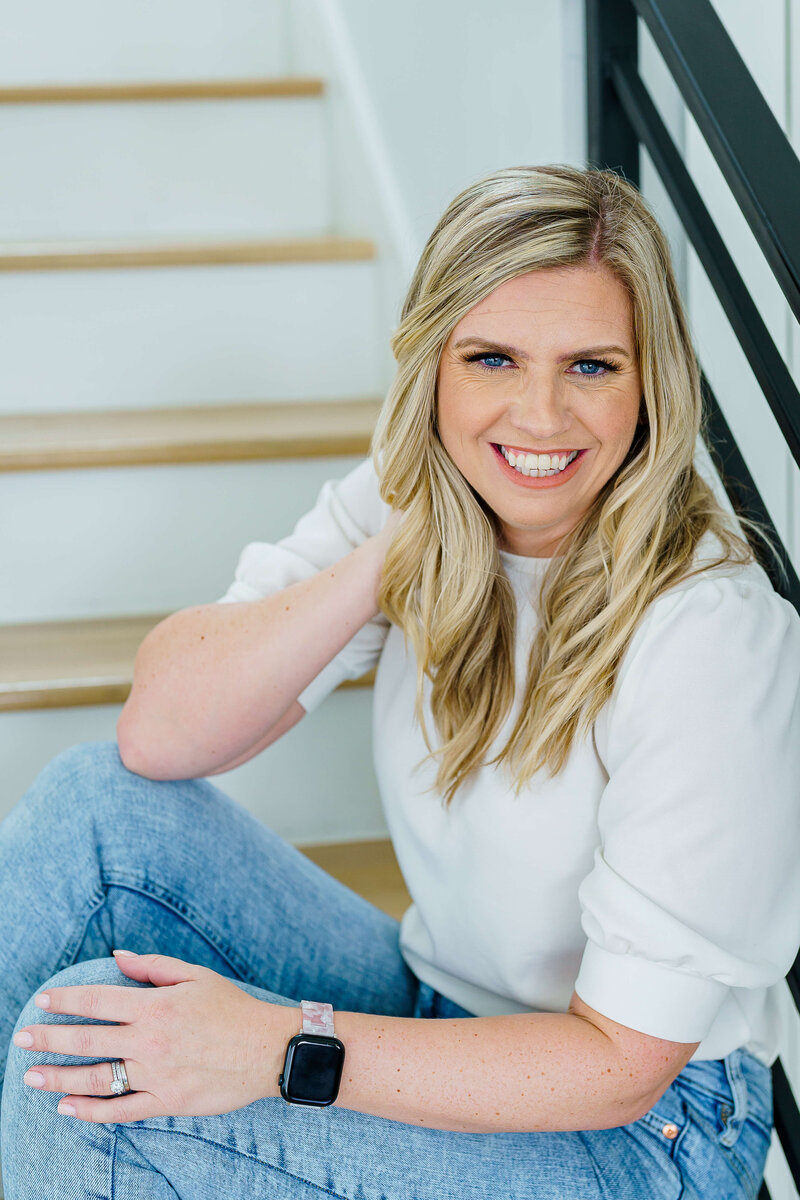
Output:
[585,2,800,1196]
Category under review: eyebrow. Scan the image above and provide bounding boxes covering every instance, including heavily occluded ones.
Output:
[452,337,633,363]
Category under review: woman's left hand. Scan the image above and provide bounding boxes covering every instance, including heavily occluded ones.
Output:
[13,951,297,1123]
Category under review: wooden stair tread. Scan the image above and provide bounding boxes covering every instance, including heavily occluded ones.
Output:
[0,398,382,471]
[0,235,376,272]
[0,78,325,104]
[0,614,375,711]
[298,839,410,922]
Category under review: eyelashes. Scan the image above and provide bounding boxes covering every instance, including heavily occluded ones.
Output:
[461,351,622,378]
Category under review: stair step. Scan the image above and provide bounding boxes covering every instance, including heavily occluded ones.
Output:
[298,839,410,922]
[0,236,376,273]
[0,399,382,472]
[0,77,325,103]
[0,89,330,242]
[0,258,381,414]
[0,614,374,712]
[1,3,287,87]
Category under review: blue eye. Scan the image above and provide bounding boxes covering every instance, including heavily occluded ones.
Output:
[464,352,512,372]
[571,358,619,378]
[462,352,621,377]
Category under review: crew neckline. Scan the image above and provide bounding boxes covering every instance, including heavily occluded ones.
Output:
[498,548,563,574]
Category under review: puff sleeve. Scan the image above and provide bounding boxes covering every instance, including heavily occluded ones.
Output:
[216,456,391,713]
[573,570,800,1043]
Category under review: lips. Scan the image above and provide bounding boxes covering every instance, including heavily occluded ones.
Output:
[490,442,588,485]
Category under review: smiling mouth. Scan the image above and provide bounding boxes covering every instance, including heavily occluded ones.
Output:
[493,444,585,478]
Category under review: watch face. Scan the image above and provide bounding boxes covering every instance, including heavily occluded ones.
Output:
[282,1035,345,1106]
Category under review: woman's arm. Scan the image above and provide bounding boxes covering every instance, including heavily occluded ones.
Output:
[321,990,698,1132]
[118,516,399,781]
[17,957,698,1132]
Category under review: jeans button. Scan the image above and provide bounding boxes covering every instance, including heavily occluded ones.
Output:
[720,1104,731,1125]
[661,1123,679,1139]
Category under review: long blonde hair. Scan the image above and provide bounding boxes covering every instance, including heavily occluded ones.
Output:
[372,164,783,806]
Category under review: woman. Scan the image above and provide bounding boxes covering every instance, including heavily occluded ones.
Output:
[2,165,799,1199]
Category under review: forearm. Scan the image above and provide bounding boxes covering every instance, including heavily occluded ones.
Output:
[117,536,384,779]
[263,1009,651,1134]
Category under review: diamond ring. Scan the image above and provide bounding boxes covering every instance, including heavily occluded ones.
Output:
[110,1058,131,1096]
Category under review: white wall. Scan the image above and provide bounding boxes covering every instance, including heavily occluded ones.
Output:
[288,0,586,295]
[319,0,584,249]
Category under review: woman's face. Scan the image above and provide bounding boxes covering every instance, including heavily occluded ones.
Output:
[436,264,643,557]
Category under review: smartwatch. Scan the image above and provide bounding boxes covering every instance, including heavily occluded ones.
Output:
[279,1000,345,1107]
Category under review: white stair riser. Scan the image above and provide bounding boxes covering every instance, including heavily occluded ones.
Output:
[0,691,387,846]
[0,99,328,241]
[1,455,370,622]
[0,261,382,413]
[0,0,287,84]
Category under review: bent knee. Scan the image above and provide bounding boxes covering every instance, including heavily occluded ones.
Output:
[17,741,124,818]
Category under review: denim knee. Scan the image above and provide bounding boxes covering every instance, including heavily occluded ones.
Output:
[2,959,145,1182]
[12,740,126,827]
[7,957,150,1082]
[11,956,147,1037]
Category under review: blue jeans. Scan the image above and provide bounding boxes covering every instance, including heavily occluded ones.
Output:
[0,741,774,1198]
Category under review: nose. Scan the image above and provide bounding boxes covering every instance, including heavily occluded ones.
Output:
[508,373,573,443]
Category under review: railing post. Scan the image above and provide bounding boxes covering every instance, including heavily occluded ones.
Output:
[585,0,640,186]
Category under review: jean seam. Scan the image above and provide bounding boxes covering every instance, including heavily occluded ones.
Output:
[101,871,261,986]
[122,1124,353,1199]
[54,888,108,973]
[575,1130,612,1199]
[724,1140,763,1198]
[110,1123,118,1200]
[720,1050,747,1149]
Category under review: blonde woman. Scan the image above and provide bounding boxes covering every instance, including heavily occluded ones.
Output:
[2,165,799,1200]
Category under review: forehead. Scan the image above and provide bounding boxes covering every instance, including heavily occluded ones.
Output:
[448,264,634,349]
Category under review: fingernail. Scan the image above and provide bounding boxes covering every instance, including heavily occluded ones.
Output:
[58,1101,76,1116]
[113,949,137,958]
[35,993,51,1009]
[24,1070,44,1087]
[13,1032,33,1048]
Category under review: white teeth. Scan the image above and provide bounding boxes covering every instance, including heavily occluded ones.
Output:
[500,447,578,477]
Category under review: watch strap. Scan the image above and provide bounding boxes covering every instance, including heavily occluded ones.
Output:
[300,999,335,1037]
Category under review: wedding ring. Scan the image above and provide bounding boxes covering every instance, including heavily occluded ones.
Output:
[110,1058,131,1096]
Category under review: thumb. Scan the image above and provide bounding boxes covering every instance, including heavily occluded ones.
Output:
[112,949,201,987]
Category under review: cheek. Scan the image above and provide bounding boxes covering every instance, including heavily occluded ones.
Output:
[436,383,479,453]
[592,390,642,448]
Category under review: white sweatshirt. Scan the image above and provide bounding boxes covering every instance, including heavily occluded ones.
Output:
[218,456,800,1067]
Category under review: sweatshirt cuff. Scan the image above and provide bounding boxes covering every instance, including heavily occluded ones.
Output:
[296,658,352,714]
[573,940,729,1043]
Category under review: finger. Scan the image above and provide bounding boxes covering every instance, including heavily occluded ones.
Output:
[57,1090,157,1124]
[112,950,204,988]
[34,982,144,1023]
[24,1059,138,1098]
[13,1022,131,1059]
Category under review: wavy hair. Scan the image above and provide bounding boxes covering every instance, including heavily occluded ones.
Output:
[371,164,783,806]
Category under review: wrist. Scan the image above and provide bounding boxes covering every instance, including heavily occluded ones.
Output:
[278,1000,346,1107]
[257,1002,302,1100]
[357,532,390,613]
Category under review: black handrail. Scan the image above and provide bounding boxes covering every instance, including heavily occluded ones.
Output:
[586,2,800,1195]
[610,57,800,475]
[634,0,800,324]
[586,0,800,609]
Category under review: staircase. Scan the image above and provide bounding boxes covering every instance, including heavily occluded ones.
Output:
[0,3,410,899]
